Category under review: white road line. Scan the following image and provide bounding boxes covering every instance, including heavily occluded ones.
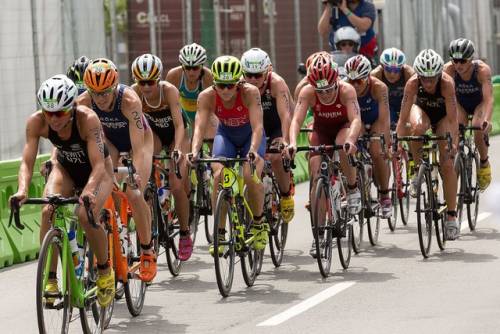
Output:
[461,212,492,231]
[256,281,356,327]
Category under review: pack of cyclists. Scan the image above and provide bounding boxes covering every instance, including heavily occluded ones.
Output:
[9,38,495,321]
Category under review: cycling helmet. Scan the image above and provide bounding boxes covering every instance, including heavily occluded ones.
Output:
[37,75,77,112]
[307,54,338,89]
[379,48,406,69]
[305,51,331,70]
[333,26,361,50]
[345,55,372,80]
[449,38,475,60]
[211,56,243,83]
[66,56,90,83]
[179,43,207,66]
[131,54,163,81]
[241,48,271,73]
[84,58,118,92]
[413,49,444,77]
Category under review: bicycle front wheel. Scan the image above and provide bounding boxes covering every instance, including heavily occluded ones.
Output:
[213,189,235,297]
[313,178,334,278]
[367,182,380,246]
[36,228,72,334]
[337,215,352,269]
[399,152,410,226]
[454,155,465,229]
[352,166,365,254]
[467,150,480,231]
[416,165,433,258]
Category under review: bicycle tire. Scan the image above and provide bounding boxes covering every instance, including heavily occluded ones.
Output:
[124,228,147,317]
[337,212,352,269]
[36,228,72,334]
[416,164,433,258]
[79,247,102,334]
[144,185,161,255]
[367,182,380,246]
[165,205,182,277]
[399,152,410,226]
[435,205,446,251]
[454,155,465,229]
[352,166,365,253]
[313,178,334,277]
[268,182,287,267]
[467,150,480,231]
[213,189,235,297]
[388,157,399,231]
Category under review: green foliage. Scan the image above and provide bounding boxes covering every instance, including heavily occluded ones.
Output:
[103,0,128,34]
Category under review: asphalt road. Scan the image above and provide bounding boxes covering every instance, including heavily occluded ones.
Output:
[1,137,500,334]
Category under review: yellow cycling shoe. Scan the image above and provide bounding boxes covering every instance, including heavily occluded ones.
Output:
[44,278,59,306]
[250,222,270,251]
[478,163,491,191]
[209,235,226,257]
[96,268,115,307]
[281,196,295,223]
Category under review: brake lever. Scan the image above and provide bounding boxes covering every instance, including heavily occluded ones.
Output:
[82,196,98,229]
[8,197,25,230]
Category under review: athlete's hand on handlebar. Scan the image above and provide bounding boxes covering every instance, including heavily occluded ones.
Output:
[9,192,27,207]
[79,190,96,210]
[343,141,357,155]
[482,119,492,133]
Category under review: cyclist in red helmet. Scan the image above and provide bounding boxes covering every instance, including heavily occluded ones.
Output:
[288,53,362,258]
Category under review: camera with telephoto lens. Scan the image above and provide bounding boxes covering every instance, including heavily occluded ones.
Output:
[322,0,342,6]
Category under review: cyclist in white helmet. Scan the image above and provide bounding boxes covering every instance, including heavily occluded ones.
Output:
[345,55,392,218]
[443,38,493,190]
[241,47,295,223]
[166,43,216,139]
[395,49,459,240]
[371,47,415,126]
[10,75,115,307]
[131,54,193,261]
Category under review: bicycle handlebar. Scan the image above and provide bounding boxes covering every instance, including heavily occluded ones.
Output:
[9,195,97,229]
[394,132,452,151]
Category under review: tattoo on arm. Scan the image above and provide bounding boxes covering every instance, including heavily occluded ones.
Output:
[131,111,143,129]
[282,92,290,110]
[91,127,104,154]
[382,92,389,107]
[352,100,360,115]
[93,183,101,197]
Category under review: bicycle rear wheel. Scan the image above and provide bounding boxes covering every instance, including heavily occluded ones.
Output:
[124,225,146,317]
[466,150,480,231]
[435,204,447,251]
[352,166,364,254]
[268,183,287,267]
[416,165,433,258]
[36,228,72,334]
[213,189,235,297]
[313,178,334,278]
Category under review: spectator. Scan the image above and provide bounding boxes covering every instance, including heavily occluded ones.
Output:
[318,0,377,60]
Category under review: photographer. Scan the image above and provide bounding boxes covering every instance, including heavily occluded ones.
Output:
[318,0,377,60]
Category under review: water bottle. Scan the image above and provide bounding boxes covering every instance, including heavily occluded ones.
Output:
[75,243,84,278]
[431,167,439,193]
[68,228,80,272]
[117,214,129,256]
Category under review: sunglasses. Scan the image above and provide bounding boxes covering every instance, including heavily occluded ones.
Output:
[418,75,438,82]
[43,107,72,118]
[348,78,365,85]
[215,82,237,90]
[183,65,201,71]
[338,41,355,48]
[138,80,157,86]
[452,58,469,64]
[243,72,265,79]
[383,66,402,74]
[89,86,115,97]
